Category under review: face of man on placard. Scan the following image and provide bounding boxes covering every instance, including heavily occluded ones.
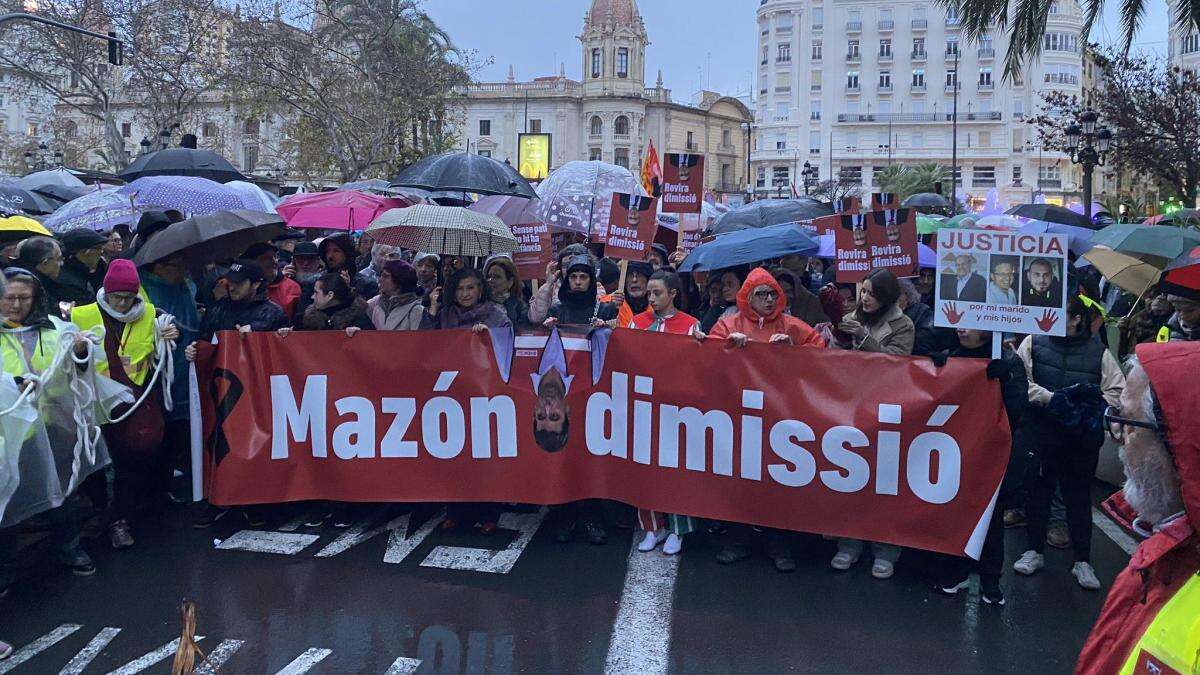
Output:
[626,197,641,227]
[677,160,691,182]
[955,254,975,280]
[853,225,868,247]
[991,261,1016,293]
[535,369,569,435]
[885,213,902,243]
[1027,259,1054,293]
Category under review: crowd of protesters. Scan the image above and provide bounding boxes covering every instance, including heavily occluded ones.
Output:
[2,213,1199,659]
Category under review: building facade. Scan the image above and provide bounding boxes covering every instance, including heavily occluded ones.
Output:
[451,0,753,201]
[1167,14,1200,72]
[751,0,1089,207]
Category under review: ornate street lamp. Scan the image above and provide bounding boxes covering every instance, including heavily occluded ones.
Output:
[802,161,818,195]
[1066,109,1114,221]
[139,137,152,156]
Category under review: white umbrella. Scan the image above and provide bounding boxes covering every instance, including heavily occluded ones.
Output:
[223,180,279,212]
[366,204,518,256]
[533,160,646,239]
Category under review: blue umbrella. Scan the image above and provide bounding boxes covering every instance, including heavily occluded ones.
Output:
[677,223,818,273]
[43,185,141,233]
[1017,219,1096,255]
[119,176,276,217]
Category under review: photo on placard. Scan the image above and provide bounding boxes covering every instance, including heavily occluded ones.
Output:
[986,254,1020,305]
[939,252,987,303]
[1021,256,1064,308]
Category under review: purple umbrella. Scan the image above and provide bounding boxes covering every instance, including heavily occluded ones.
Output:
[119,176,275,219]
[43,185,141,234]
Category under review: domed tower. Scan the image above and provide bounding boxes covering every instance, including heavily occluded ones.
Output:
[579,0,649,97]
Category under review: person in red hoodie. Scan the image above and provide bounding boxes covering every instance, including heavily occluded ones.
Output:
[1075,341,1199,675]
[697,267,825,571]
[245,242,301,323]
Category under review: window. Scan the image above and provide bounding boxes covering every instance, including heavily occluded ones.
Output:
[847,71,860,89]
[810,99,821,120]
[775,133,787,150]
[979,67,993,85]
[912,69,925,86]
[840,166,863,184]
[529,119,542,133]
[591,48,602,77]
[1183,34,1200,54]
[721,163,732,186]
[1014,99,1025,118]
[973,165,996,187]
[847,39,860,58]
[757,166,767,188]
[879,70,892,88]
[913,37,926,56]
[1012,165,1023,184]
[847,101,860,114]
[121,122,131,138]
[614,115,630,136]
[980,36,994,52]
[945,70,958,87]
[614,148,629,168]
[811,70,822,90]
[775,72,791,90]
[946,6,960,23]
[479,119,492,136]
[478,150,491,158]
[846,131,858,148]
[203,122,218,138]
[911,130,924,148]
[722,129,732,146]
[812,8,823,28]
[1043,32,1080,52]
[978,131,991,147]
[772,166,790,187]
[242,145,259,172]
[617,48,629,77]
[946,37,959,55]
[1038,165,1061,186]
[589,147,602,161]
[809,130,821,152]
[812,40,823,60]
[687,131,696,149]
[590,116,602,136]
[762,45,769,64]
[1012,128,1024,151]
[777,13,794,30]
[879,39,892,57]
[879,8,893,26]
[776,102,790,121]
[26,122,37,136]
[778,43,791,62]
[1048,1,1060,13]
[243,118,260,135]
[1044,64,1080,85]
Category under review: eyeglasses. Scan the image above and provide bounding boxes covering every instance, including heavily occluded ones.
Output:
[0,294,33,304]
[1103,405,1164,443]
[752,290,779,300]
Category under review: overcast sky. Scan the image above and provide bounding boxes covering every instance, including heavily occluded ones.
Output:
[423,0,1170,101]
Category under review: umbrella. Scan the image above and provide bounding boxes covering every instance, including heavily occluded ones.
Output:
[277,190,411,231]
[976,214,1024,230]
[223,180,280,212]
[1007,203,1093,229]
[15,168,87,190]
[119,176,276,218]
[391,151,537,199]
[1082,247,1169,294]
[1090,223,1200,260]
[469,194,543,227]
[1154,208,1200,225]
[902,193,950,210]
[131,210,286,268]
[340,178,394,194]
[677,223,818,273]
[31,184,88,205]
[366,204,518,256]
[0,215,52,244]
[533,160,645,237]
[813,233,937,269]
[1018,220,1096,255]
[42,186,140,233]
[0,183,60,215]
[119,147,245,183]
[1159,245,1200,299]
[916,215,948,235]
[708,198,833,235]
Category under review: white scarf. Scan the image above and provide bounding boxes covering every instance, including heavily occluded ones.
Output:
[95,289,146,324]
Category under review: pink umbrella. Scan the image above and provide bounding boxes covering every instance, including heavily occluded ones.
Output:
[469,194,541,227]
[277,190,412,231]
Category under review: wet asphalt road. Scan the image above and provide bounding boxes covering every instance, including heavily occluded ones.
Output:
[0,486,1132,674]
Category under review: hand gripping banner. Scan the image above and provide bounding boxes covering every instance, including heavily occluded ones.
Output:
[195,328,1010,558]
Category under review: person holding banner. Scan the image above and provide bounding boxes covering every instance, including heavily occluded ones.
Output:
[544,254,617,328]
[629,270,700,555]
[831,268,914,579]
[1013,296,1124,589]
[698,268,746,334]
[528,244,594,326]
[484,257,530,328]
[367,260,425,331]
[604,260,653,330]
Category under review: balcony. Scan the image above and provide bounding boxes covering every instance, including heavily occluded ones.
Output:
[810,112,821,120]
[686,142,699,151]
[761,59,769,65]
[1038,179,1063,188]
[910,82,927,92]
[878,51,893,63]
[978,47,995,59]
[978,81,995,91]
[776,57,792,64]
[812,23,823,30]
[911,18,928,29]
[846,21,862,32]
[846,52,861,64]
[810,83,822,92]
[946,16,961,27]
[835,112,1002,123]
[944,82,960,92]
[912,50,927,61]
[878,84,893,93]
[846,84,861,93]
[945,50,960,61]
[775,86,792,94]
[878,19,894,30]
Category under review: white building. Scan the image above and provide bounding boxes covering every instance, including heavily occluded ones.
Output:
[1168,17,1200,72]
[450,0,753,202]
[751,0,1089,206]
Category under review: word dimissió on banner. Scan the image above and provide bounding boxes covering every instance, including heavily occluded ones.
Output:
[661,183,699,209]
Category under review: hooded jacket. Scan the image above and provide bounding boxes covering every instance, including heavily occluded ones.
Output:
[771,267,829,329]
[709,268,825,347]
[1076,342,1200,675]
[548,256,617,326]
[301,296,374,331]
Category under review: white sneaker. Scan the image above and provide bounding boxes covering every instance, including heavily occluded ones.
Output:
[1072,562,1102,590]
[663,533,682,555]
[1013,550,1044,576]
[830,551,859,570]
[637,530,667,552]
[871,559,895,579]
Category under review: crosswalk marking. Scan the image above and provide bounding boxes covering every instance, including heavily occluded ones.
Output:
[384,509,445,564]
[195,639,245,674]
[59,627,121,675]
[1093,507,1138,556]
[384,656,423,674]
[0,624,82,674]
[274,647,333,674]
[603,534,680,675]
[315,509,407,558]
[216,530,320,555]
[105,636,204,675]
[420,509,546,574]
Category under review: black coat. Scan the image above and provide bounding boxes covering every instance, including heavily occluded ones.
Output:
[199,295,289,338]
[940,272,987,302]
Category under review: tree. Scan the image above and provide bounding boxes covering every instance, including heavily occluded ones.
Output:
[227,0,476,183]
[1030,50,1200,204]
[811,174,862,203]
[873,163,951,199]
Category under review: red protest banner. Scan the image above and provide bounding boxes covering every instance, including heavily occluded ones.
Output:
[797,214,840,236]
[834,208,919,283]
[605,193,658,261]
[196,328,1010,558]
[832,195,861,215]
[871,192,900,210]
[661,153,704,214]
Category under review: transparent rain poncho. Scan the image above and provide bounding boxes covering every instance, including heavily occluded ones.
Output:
[0,316,130,527]
[533,161,647,240]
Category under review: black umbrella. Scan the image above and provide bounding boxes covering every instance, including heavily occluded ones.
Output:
[0,183,61,215]
[1007,203,1093,228]
[131,209,285,268]
[1157,208,1200,225]
[706,198,833,236]
[31,184,89,204]
[119,148,246,183]
[390,152,537,199]
[902,192,950,210]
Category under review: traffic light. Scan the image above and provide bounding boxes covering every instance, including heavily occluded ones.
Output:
[107,31,122,66]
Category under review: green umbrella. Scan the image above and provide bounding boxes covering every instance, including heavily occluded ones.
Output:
[1090,223,1200,260]
[916,215,944,235]
[945,214,978,228]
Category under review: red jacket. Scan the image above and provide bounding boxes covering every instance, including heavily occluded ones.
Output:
[1076,342,1200,675]
[630,308,699,334]
[268,276,302,321]
[709,268,825,347]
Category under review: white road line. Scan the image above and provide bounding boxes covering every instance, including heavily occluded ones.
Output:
[278,515,308,532]
[420,509,546,574]
[274,647,333,674]
[1093,507,1138,556]
[384,656,423,674]
[217,530,320,555]
[315,509,404,558]
[603,533,681,675]
[384,509,444,564]
[195,639,245,674]
[0,624,82,674]
[59,627,122,675]
[105,636,204,675]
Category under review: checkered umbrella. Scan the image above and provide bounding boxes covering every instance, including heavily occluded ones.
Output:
[366,204,518,256]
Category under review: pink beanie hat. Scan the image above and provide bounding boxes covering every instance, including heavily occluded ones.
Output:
[103,259,141,294]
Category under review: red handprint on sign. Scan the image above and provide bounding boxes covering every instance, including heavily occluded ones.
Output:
[941,302,965,325]
[1036,309,1059,333]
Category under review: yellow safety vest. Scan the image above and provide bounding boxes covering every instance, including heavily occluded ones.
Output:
[1119,574,1200,675]
[71,300,158,387]
[1157,326,1172,343]
[0,327,59,378]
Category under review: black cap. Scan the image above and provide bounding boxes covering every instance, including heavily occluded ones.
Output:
[242,242,277,259]
[273,230,306,242]
[58,228,108,256]
[222,259,264,284]
[292,241,319,257]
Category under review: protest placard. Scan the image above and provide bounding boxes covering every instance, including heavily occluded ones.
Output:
[833,208,919,282]
[605,193,658,261]
[661,153,704,214]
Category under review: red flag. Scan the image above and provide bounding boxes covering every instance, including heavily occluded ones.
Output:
[642,140,663,198]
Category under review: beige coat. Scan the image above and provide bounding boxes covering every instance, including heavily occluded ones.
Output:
[840,304,915,355]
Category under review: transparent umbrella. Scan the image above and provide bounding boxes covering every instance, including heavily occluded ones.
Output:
[533,161,646,239]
